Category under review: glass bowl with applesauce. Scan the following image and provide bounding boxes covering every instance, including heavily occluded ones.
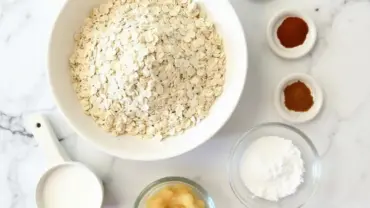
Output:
[134,176,215,208]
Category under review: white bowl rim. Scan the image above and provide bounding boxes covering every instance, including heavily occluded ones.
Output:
[47,0,248,160]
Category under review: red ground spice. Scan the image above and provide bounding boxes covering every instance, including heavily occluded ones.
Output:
[284,81,313,112]
[277,17,309,48]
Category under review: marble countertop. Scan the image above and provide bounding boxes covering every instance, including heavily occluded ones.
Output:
[1,0,370,207]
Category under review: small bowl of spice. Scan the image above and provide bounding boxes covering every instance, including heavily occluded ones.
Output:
[275,73,324,123]
[267,10,317,59]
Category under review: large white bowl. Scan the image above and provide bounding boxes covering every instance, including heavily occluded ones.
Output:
[48,0,248,161]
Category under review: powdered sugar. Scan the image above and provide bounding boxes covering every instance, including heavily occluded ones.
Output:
[240,136,304,201]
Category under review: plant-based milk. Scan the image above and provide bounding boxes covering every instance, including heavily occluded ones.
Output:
[41,165,102,208]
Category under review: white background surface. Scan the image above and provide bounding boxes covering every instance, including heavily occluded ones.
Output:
[1,0,370,207]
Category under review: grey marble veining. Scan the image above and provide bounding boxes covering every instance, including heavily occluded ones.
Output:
[1,0,370,207]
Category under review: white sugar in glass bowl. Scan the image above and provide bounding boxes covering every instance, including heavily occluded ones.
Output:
[48,0,247,160]
[228,123,321,208]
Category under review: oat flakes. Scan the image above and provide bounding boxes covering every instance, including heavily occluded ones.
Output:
[70,0,226,139]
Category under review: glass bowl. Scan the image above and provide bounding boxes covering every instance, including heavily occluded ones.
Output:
[134,176,215,208]
[228,122,321,208]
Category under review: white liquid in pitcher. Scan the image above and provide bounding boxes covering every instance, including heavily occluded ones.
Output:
[41,165,102,208]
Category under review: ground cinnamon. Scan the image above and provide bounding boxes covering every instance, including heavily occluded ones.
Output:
[284,81,313,112]
[277,17,308,48]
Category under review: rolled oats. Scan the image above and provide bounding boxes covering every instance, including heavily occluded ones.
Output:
[70,0,226,139]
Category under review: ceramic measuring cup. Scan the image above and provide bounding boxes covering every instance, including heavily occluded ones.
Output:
[26,114,104,208]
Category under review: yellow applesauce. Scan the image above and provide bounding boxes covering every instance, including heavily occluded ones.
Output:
[146,183,206,208]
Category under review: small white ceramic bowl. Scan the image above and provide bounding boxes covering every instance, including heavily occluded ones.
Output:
[48,0,247,160]
[267,10,317,59]
[274,73,323,123]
